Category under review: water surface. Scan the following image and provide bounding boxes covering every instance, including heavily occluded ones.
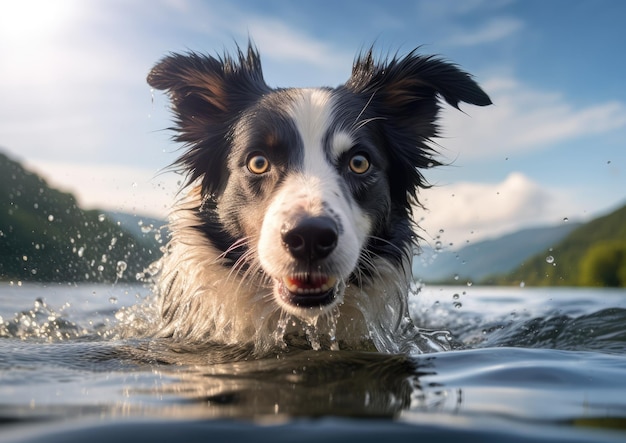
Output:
[1,283,625,442]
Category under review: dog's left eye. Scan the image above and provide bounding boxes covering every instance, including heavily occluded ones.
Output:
[348,154,370,174]
[247,154,270,174]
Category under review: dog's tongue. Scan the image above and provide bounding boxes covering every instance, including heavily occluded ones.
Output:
[283,274,337,294]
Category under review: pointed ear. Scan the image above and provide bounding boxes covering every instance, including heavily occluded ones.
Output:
[346,49,491,130]
[148,44,269,195]
[344,49,492,209]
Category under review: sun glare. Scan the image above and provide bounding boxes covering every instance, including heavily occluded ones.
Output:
[0,0,79,41]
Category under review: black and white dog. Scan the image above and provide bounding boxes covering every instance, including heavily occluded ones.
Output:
[147,44,490,354]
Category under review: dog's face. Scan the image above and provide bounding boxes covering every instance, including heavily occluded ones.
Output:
[148,46,491,320]
[223,88,391,316]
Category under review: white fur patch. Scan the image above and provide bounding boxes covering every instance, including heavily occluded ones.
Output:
[256,89,373,317]
[330,131,354,159]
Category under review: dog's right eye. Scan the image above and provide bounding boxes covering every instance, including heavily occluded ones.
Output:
[247,154,270,174]
[348,153,370,175]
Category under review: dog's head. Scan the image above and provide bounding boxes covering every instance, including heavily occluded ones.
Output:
[148,44,491,320]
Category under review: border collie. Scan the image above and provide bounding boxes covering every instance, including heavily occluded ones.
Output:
[147,43,491,354]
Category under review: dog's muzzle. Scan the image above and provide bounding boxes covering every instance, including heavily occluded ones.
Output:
[278,216,340,308]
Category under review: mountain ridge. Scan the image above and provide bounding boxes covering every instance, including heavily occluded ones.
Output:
[414,222,581,283]
[492,202,626,286]
[0,150,163,282]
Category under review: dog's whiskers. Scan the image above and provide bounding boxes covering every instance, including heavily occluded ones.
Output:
[354,116,386,131]
[218,236,251,260]
[228,246,265,289]
[218,237,263,290]
[357,248,388,285]
[368,234,410,257]
[353,90,376,126]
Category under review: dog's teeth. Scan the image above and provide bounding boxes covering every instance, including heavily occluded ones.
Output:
[283,275,337,294]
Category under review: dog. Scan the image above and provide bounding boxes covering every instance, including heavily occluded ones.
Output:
[147,43,491,354]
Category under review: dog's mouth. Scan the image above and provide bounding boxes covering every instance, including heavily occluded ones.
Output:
[277,274,339,308]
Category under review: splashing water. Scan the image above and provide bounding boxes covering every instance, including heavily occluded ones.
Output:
[272,313,292,350]
[0,297,86,341]
[0,275,454,357]
[116,260,127,280]
[297,308,341,352]
[304,322,322,351]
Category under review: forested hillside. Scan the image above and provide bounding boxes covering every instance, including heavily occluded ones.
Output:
[414,223,580,283]
[490,204,626,287]
[0,151,163,283]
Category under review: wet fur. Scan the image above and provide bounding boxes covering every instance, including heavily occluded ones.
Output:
[147,44,491,354]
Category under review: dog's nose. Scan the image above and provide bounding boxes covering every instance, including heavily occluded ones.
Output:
[281,216,338,261]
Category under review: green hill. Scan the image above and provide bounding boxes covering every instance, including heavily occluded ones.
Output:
[414,223,581,283]
[489,203,626,287]
[0,151,163,283]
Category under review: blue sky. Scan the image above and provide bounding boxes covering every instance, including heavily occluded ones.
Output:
[1,0,625,247]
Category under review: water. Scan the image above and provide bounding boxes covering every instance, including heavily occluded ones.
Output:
[1,283,626,442]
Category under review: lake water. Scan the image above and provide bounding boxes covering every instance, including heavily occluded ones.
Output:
[1,282,626,442]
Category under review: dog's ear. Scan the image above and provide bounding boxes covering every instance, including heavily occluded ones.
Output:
[344,49,492,208]
[346,48,491,123]
[148,44,269,195]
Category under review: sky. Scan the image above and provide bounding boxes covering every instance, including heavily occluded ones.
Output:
[1,0,625,249]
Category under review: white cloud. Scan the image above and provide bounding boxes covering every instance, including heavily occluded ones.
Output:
[246,19,349,69]
[416,0,514,19]
[24,160,180,219]
[149,0,351,74]
[443,17,524,46]
[0,1,156,165]
[416,172,578,248]
[437,76,626,161]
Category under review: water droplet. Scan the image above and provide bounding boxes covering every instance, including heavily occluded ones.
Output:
[98,214,106,222]
[546,255,555,264]
[453,302,462,309]
[452,293,460,300]
[109,297,118,304]
[563,217,569,222]
[77,246,85,258]
[140,224,153,234]
[434,241,443,251]
[47,214,54,222]
[116,261,127,279]
[520,281,526,288]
